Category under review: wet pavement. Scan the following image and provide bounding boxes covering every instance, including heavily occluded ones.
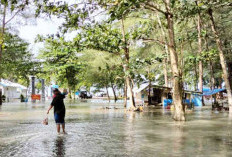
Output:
[1,100,232,157]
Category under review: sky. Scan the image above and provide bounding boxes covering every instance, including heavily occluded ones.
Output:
[18,17,63,56]
[17,0,78,56]
[16,0,105,57]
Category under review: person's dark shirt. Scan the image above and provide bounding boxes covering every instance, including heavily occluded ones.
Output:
[51,93,65,114]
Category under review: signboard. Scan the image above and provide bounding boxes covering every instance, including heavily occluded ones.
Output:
[31,94,41,100]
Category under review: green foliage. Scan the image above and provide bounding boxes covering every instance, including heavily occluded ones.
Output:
[83,24,123,53]
[38,36,82,91]
[0,33,37,86]
[77,49,124,90]
[34,0,232,92]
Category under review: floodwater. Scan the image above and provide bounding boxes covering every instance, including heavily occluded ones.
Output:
[1,100,232,157]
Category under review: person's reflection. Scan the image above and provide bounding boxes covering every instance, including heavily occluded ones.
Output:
[53,136,66,157]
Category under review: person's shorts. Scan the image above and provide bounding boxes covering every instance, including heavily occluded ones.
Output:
[54,113,65,124]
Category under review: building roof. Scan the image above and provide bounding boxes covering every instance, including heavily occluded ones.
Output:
[134,82,200,94]
[133,82,170,94]
[0,79,27,90]
[133,83,150,94]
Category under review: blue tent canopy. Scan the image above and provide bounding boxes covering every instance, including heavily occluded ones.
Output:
[202,88,226,96]
[51,85,59,89]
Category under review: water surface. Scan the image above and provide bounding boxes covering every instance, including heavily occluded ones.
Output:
[0,100,232,157]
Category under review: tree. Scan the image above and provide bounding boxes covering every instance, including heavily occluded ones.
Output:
[91,0,185,119]
[0,0,31,104]
[82,23,136,108]
[35,0,185,118]
[0,0,30,61]
[38,36,82,98]
[34,0,232,119]
[195,1,204,93]
[207,7,232,112]
[0,33,36,85]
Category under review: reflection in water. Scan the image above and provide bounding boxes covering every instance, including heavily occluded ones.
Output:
[124,112,138,155]
[172,122,184,155]
[53,136,66,157]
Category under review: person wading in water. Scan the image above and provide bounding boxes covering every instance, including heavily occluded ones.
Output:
[47,88,66,134]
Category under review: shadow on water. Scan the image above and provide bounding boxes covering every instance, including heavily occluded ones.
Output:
[53,136,66,157]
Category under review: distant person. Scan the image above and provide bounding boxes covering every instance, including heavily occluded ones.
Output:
[47,88,66,134]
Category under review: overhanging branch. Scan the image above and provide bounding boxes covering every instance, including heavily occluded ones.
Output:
[144,2,166,15]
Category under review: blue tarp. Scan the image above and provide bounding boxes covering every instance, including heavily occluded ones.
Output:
[202,88,226,96]
[163,99,191,107]
[203,88,211,92]
[163,99,172,107]
[163,97,202,107]
[192,94,202,107]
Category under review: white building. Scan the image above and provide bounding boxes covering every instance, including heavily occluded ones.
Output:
[0,79,27,102]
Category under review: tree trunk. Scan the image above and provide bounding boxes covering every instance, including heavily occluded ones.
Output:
[126,77,135,109]
[121,18,135,109]
[0,4,6,61]
[105,86,110,102]
[208,8,232,112]
[179,41,184,81]
[165,0,185,121]
[207,36,215,107]
[196,16,203,93]
[68,88,72,99]
[228,61,232,89]
[210,60,216,107]
[204,34,215,90]
[110,82,117,102]
[227,61,232,90]
[163,59,168,87]
[157,13,169,87]
[148,78,151,105]
[209,61,215,90]
[124,80,127,108]
[194,64,198,91]
[187,32,198,91]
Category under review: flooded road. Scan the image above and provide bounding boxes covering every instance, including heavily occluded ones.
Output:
[1,100,232,157]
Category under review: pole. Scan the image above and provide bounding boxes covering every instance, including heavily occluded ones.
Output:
[0,88,2,105]
[31,76,35,103]
[41,79,45,102]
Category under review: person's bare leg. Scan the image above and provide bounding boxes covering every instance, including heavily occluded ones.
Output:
[62,123,66,133]
[57,124,60,133]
